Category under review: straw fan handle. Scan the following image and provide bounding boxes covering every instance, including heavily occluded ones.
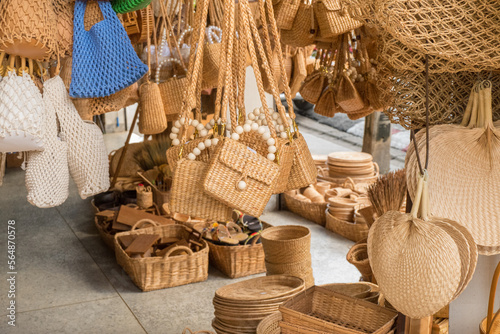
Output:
[131,219,159,230]
[486,261,500,332]
[163,245,194,258]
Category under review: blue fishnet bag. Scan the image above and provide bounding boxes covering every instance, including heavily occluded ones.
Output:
[70,0,148,98]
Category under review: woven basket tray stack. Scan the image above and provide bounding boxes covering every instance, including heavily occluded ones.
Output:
[325,192,370,242]
[212,275,306,334]
[321,152,379,184]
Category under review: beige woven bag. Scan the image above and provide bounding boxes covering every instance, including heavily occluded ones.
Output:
[48,75,110,199]
[314,0,361,38]
[25,75,70,208]
[279,0,317,47]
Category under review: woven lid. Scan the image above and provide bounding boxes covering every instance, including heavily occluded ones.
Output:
[406,123,500,255]
[368,211,462,318]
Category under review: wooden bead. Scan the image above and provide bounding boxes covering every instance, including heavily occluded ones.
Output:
[235,126,244,134]
[268,145,277,153]
[267,153,275,161]
[193,147,201,156]
[169,133,177,139]
[243,124,251,132]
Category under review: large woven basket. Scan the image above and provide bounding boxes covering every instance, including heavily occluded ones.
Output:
[261,225,311,264]
[325,211,368,242]
[284,192,327,226]
[207,222,272,278]
[114,224,209,291]
[280,286,398,333]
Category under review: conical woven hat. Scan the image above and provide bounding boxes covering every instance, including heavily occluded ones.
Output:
[406,123,500,255]
[368,211,462,318]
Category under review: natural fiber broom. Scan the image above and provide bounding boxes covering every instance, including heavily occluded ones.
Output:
[367,169,407,217]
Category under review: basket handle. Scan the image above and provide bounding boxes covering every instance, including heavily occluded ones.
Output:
[486,261,500,333]
[343,177,356,190]
[373,162,379,176]
[163,245,193,258]
[131,219,159,230]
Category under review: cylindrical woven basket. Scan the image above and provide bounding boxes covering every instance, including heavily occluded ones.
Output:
[284,192,327,226]
[265,260,314,288]
[346,243,373,281]
[206,222,273,278]
[257,312,282,334]
[261,225,311,264]
[159,76,187,121]
[325,210,368,242]
[114,224,209,291]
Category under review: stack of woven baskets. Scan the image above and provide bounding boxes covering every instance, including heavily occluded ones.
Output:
[261,226,314,288]
[212,275,306,334]
[324,152,378,184]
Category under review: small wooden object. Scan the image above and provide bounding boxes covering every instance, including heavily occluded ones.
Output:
[118,235,137,249]
[115,205,174,229]
[125,234,160,256]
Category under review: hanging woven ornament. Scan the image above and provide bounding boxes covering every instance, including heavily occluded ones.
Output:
[278,0,317,48]
[406,80,500,255]
[70,0,148,98]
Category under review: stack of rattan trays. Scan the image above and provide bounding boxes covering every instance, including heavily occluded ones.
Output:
[279,286,398,333]
[212,275,306,334]
[319,152,379,185]
[114,224,209,291]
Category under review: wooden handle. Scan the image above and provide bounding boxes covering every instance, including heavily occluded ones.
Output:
[163,245,193,258]
[487,261,500,332]
[131,219,159,230]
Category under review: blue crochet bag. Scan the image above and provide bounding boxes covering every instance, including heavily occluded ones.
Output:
[70,0,148,98]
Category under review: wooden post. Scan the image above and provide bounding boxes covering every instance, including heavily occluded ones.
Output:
[405,316,433,334]
[362,112,391,174]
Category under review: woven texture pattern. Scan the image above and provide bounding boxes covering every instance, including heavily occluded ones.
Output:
[159,77,187,121]
[286,133,317,190]
[138,82,167,135]
[278,1,316,47]
[114,224,209,291]
[314,0,362,38]
[368,211,462,318]
[326,211,368,242]
[279,286,398,333]
[203,139,280,217]
[284,192,327,226]
[256,312,281,334]
[47,76,109,199]
[25,78,69,208]
[53,0,75,57]
[0,0,57,60]
[70,0,148,98]
[111,0,153,14]
[0,71,45,152]
[170,159,233,221]
[406,124,500,255]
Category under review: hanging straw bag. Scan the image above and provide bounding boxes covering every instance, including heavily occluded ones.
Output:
[0,0,58,60]
[48,76,110,199]
[25,75,69,208]
[111,0,153,14]
[289,48,308,97]
[70,0,148,98]
[275,0,300,30]
[313,0,361,39]
[279,0,317,48]
[0,56,45,153]
[53,0,75,58]
[202,26,222,90]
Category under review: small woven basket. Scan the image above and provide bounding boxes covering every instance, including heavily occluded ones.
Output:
[261,225,311,264]
[279,1,316,48]
[284,192,327,226]
[325,210,368,242]
[313,0,362,39]
[206,222,272,278]
[346,242,373,281]
[159,76,187,121]
[279,286,398,333]
[114,224,209,291]
[286,133,318,191]
[257,312,282,334]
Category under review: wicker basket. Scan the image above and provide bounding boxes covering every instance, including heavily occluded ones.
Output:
[114,224,209,291]
[346,242,373,281]
[207,222,273,278]
[95,216,116,250]
[280,286,398,333]
[325,210,368,242]
[261,225,311,264]
[284,192,327,226]
[257,312,282,334]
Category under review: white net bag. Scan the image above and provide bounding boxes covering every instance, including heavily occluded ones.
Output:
[47,76,110,199]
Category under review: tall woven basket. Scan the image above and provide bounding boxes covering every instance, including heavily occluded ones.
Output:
[284,192,327,226]
[114,224,209,291]
[207,222,273,278]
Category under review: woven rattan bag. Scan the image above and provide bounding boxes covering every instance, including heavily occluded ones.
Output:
[406,81,500,255]
[279,0,316,47]
[25,77,70,208]
[0,57,45,153]
[289,48,308,97]
[70,0,148,98]
[300,70,327,104]
[48,76,110,199]
[275,0,300,30]
[314,0,361,39]
[0,0,58,60]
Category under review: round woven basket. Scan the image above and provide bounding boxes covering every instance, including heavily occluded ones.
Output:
[346,242,372,281]
[261,225,311,264]
[256,312,281,334]
[325,210,368,242]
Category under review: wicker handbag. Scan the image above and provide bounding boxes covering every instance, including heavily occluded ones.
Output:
[138,7,167,135]
[70,0,148,98]
[290,48,308,96]
[48,76,110,199]
[313,0,361,39]
[0,0,58,60]
[300,70,328,104]
[279,0,317,47]
[202,24,222,90]
[275,0,300,30]
[0,57,45,153]
[25,75,69,208]
[111,0,153,14]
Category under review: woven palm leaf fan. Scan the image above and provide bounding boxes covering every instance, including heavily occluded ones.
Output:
[406,80,500,255]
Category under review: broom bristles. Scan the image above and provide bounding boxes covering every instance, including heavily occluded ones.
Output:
[368,169,407,217]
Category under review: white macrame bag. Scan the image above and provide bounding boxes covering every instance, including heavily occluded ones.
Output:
[0,70,45,152]
[47,76,110,199]
[25,77,69,208]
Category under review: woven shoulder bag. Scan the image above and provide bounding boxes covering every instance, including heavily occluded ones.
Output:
[0,0,57,60]
[313,0,361,39]
[70,0,148,98]
[25,73,69,208]
[48,75,110,199]
[0,55,45,153]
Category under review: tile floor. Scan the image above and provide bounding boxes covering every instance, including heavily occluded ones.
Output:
[0,128,399,334]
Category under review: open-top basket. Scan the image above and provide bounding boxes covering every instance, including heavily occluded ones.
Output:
[114,224,209,291]
[325,210,368,242]
[284,192,327,226]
